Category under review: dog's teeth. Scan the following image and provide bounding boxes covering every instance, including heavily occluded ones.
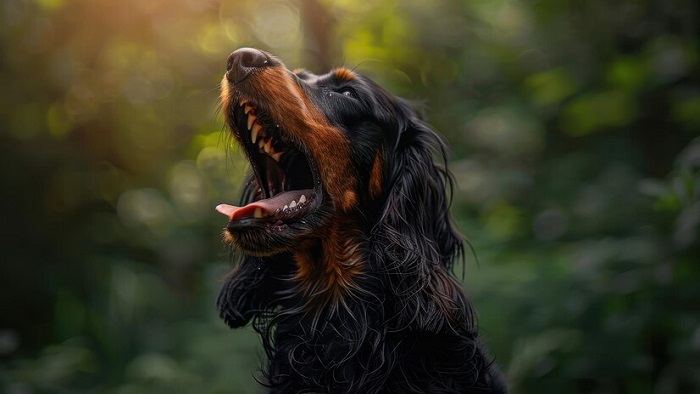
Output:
[244,105,254,114]
[240,98,249,106]
[251,123,262,143]
[253,207,263,218]
[263,140,272,153]
[290,200,297,208]
[283,205,289,211]
[271,152,282,162]
[299,195,306,204]
[247,114,257,130]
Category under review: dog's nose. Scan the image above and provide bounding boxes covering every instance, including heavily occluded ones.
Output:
[226,48,270,82]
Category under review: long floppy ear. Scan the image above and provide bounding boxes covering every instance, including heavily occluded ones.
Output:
[372,102,471,332]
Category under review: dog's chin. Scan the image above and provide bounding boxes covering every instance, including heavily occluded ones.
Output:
[222,208,328,256]
[223,231,301,257]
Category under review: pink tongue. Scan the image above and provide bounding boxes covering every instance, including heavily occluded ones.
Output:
[215,189,312,221]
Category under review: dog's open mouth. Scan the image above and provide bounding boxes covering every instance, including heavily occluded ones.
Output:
[216,97,321,229]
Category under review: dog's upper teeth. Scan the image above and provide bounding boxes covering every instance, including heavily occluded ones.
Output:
[239,98,249,106]
[251,123,262,143]
[247,113,257,130]
[241,108,285,161]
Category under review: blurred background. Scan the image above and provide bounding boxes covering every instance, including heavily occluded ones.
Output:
[1,0,698,392]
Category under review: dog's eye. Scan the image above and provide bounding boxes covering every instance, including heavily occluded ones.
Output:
[340,89,356,98]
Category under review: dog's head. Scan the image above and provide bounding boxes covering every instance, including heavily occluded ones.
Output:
[218,48,424,253]
[217,47,461,267]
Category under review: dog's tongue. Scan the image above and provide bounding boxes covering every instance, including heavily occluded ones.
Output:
[216,189,312,221]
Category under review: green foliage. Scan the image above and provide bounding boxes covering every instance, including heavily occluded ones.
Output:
[1,0,698,392]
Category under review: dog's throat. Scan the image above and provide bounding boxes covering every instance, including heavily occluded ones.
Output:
[216,189,312,221]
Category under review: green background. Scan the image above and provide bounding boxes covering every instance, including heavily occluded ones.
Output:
[1,0,698,392]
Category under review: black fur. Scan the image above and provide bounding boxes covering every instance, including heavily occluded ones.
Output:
[216,48,507,393]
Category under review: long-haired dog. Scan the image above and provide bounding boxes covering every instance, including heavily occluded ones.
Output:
[215,48,506,393]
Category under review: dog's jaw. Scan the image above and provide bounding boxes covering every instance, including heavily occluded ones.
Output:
[217,50,358,260]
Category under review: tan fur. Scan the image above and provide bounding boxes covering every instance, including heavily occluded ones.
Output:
[333,67,356,81]
[222,66,362,295]
[293,218,364,297]
[250,68,358,213]
[369,151,383,199]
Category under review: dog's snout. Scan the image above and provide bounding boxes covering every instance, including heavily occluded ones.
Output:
[226,47,270,82]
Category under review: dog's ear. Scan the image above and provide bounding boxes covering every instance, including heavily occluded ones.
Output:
[381,101,464,267]
[372,101,472,331]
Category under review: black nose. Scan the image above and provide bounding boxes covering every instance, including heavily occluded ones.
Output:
[226,48,270,82]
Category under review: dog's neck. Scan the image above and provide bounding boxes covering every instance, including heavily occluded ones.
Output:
[292,216,365,298]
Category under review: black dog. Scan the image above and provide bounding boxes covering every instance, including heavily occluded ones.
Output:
[215,47,506,393]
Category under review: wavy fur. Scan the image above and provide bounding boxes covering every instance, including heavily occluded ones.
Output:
[216,48,506,393]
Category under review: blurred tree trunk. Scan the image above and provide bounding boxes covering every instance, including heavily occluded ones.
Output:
[299,0,337,70]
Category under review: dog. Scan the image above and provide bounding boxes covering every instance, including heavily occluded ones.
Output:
[215,47,507,393]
